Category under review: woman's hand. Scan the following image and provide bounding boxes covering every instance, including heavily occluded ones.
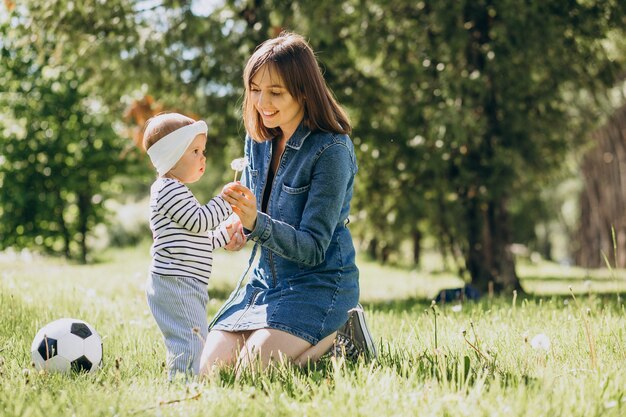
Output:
[222,182,257,231]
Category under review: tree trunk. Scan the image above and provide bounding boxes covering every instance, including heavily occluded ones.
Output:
[54,189,71,259]
[412,228,422,266]
[367,238,378,260]
[77,192,90,264]
[460,1,523,294]
[575,104,626,268]
[465,196,523,294]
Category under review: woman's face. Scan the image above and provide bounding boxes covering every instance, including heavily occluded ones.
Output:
[249,65,304,140]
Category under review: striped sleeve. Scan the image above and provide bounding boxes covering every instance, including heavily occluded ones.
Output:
[156,180,232,233]
[208,223,231,249]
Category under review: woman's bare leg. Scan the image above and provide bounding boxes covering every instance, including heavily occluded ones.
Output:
[199,330,250,377]
[294,331,336,366]
[235,329,337,376]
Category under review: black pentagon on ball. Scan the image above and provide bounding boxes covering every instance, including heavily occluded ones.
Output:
[70,322,92,339]
[37,336,58,359]
[71,355,93,372]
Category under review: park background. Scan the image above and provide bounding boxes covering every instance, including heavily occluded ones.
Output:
[1,1,625,416]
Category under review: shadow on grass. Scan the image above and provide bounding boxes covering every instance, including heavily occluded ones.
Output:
[521,275,626,281]
[362,290,625,315]
[362,297,433,314]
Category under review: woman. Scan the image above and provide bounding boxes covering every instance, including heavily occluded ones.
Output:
[200,32,374,376]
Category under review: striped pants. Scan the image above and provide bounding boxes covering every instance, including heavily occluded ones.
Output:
[146,273,208,379]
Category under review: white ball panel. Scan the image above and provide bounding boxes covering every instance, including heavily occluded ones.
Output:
[83,336,103,366]
[46,355,71,373]
[31,350,47,370]
[31,318,73,343]
[30,330,45,353]
[57,333,85,361]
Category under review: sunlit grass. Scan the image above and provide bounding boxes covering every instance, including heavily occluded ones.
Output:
[0,246,624,416]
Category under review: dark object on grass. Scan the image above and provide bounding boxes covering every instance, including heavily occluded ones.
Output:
[435,285,481,303]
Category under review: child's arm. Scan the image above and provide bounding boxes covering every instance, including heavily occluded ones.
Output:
[208,217,241,249]
[156,180,232,233]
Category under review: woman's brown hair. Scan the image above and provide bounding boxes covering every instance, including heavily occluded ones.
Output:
[242,32,351,142]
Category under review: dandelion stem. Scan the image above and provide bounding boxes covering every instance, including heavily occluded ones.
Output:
[601,226,621,303]
[463,334,489,361]
[129,392,202,415]
[569,286,597,370]
[470,320,480,350]
[192,327,206,344]
[430,301,438,350]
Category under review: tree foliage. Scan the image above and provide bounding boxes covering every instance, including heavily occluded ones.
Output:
[1,0,625,289]
[0,11,129,262]
[336,0,626,291]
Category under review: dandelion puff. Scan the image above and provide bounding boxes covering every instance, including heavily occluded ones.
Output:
[451,304,462,312]
[230,157,249,171]
[231,157,250,181]
[530,333,551,351]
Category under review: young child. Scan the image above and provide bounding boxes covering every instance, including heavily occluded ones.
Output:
[143,112,237,379]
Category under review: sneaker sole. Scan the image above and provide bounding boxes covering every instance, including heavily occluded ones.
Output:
[354,304,377,359]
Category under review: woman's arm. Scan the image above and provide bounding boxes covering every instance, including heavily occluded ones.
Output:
[224,142,355,266]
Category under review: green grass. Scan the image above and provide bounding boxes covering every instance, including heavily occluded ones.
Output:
[0,245,625,416]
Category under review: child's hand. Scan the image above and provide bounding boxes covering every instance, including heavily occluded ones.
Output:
[225,221,237,238]
[222,182,257,231]
[224,218,246,251]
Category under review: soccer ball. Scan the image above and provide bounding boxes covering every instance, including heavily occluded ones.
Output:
[31,318,103,373]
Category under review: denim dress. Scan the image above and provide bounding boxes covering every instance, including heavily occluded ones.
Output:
[211,122,360,345]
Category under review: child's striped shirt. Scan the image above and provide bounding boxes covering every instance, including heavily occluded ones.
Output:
[149,177,232,284]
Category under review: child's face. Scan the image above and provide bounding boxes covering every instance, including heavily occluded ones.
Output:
[249,64,304,139]
[167,134,206,183]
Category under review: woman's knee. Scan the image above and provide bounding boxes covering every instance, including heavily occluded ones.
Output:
[237,328,311,367]
[199,330,248,375]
